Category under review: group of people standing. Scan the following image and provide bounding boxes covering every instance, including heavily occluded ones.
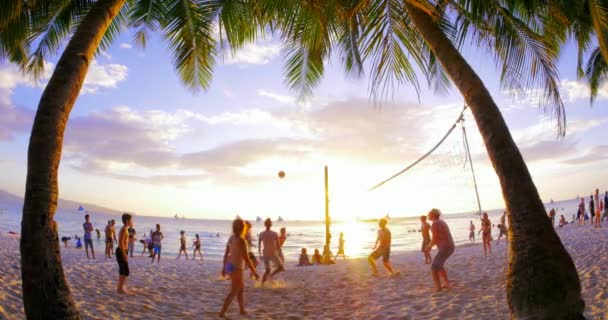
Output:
[576,189,608,228]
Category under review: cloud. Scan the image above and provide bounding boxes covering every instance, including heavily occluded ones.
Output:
[82,60,128,94]
[257,89,296,104]
[0,89,34,141]
[562,145,608,165]
[222,42,281,65]
[120,43,133,49]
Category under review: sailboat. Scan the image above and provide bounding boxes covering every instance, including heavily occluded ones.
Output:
[277,216,284,222]
[256,216,262,222]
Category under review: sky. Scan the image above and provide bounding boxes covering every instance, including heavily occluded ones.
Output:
[1,31,607,221]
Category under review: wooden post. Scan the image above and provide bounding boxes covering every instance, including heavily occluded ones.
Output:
[324,166,331,263]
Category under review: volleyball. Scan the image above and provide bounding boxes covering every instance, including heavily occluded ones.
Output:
[278,171,285,179]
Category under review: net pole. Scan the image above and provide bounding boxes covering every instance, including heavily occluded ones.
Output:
[324,165,331,263]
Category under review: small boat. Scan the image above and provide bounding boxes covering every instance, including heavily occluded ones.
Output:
[256,216,262,222]
[277,216,284,222]
[174,214,179,220]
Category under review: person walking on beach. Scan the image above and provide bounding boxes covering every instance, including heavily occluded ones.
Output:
[594,189,601,228]
[468,221,475,243]
[334,232,346,259]
[192,234,203,260]
[127,225,136,257]
[426,208,455,292]
[548,208,556,227]
[420,216,432,264]
[104,220,114,259]
[496,211,508,245]
[116,213,134,294]
[219,219,259,318]
[479,212,492,256]
[177,230,188,260]
[151,224,164,263]
[258,218,284,284]
[83,214,95,259]
[368,218,397,276]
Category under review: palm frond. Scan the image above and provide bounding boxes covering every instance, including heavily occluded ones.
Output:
[588,0,608,63]
[585,46,608,104]
[129,0,166,48]
[162,0,219,90]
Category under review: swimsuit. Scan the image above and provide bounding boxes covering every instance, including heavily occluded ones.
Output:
[115,247,129,276]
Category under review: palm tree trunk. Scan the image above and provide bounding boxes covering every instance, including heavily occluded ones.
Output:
[404,2,584,319]
[20,0,126,318]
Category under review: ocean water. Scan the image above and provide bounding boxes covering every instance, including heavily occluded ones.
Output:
[0,198,580,261]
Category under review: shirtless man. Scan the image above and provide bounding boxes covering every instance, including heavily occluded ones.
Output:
[258,218,284,284]
[420,216,432,264]
[116,213,133,294]
[83,214,95,259]
[104,220,114,259]
[368,218,396,276]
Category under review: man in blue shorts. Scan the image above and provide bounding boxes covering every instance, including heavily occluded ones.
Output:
[83,214,95,259]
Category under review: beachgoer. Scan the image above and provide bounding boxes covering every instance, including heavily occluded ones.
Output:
[603,191,608,223]
[177,230,188,260]
[496,211,508,245]
[111,219,117,243]
[559,215,567,228]
[104,220,114,259]
[75,236,82,249]
[468,221,475,243]
[219,219,259,318]
[151,224,164,263]
[258,218,284,284]
[589,195,595,226]
[244,221,257,278]
[312,249,322,264]
[116,213,133,294]
[420,216,432,264]
[426,208,455,292]
[61,236,71,248]
[95,229,100,240]
[128,225,136,257]
[594,189,601,228]
[278,227,287,263]
[334,232,346,259]
[597,199,604,228]
[368,218,396,276]
[479,212,492,256]
[548,208,556,227]
[322,245,335,264]
[298,248,312,266]
[578,198,586,225]
[192,234,203,260]
[83,214,95,259]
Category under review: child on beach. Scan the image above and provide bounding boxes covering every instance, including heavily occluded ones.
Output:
[312,249,322,264]
[298,248,312,266]
[177,230,188,260]
[578,198,586,225]
[75,236,82,248]
[219,219,259,318]
[479,212,492,256]
[151,224,164,263]
[192,234,202,260]
[426,208,455,292]
[83,214,95,259]
[468,221,475,243]
[334,232,346,259]
[116,213,133,294]
[258,218,285,284]
[420,216,432,264]
[368,218,397,276]
[559,215,567,227]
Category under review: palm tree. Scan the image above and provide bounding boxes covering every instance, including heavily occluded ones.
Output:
[263,0,584,318]
[1,0,259,318]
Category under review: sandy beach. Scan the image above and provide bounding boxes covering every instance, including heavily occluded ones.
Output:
[1,224,607,320]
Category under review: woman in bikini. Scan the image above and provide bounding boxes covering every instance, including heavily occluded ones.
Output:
[219,219,259,318]
[479,212,492,256]
[192,234,202,260]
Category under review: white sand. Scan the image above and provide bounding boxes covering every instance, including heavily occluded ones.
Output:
[1,224,607,319]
